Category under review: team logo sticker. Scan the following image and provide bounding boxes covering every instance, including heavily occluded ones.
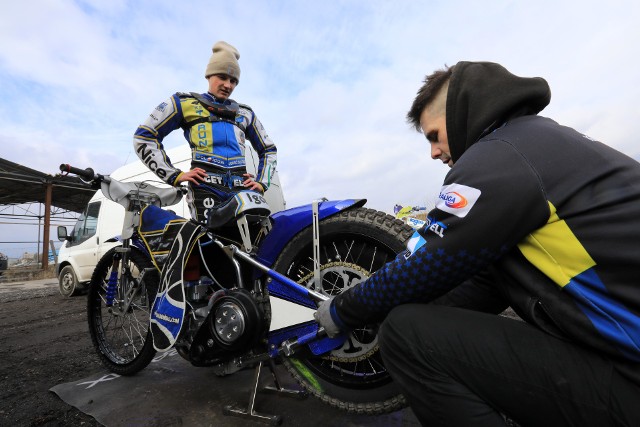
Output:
[436,183,481,218]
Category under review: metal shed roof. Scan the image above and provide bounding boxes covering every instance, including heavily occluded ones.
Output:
[0,158,95,214]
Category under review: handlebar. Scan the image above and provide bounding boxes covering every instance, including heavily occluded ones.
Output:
[59,164,97,182]
[59,163,187,207]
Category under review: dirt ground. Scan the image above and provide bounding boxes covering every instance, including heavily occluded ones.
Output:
[0,281,523,427]
[0,286,102,426]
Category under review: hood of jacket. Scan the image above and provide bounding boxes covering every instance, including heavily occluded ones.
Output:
[446,61,551,163]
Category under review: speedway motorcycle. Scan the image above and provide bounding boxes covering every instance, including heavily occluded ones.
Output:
[59,164,413,424]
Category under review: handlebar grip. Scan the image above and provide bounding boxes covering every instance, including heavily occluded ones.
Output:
[59,164,96,181]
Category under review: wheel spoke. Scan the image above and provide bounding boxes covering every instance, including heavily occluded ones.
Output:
[368,246,377,273]
[343,239,355,263]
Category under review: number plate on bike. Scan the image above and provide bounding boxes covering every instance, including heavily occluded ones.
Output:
[234,191,271,216]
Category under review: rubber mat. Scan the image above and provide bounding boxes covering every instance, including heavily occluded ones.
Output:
[50,349,419,426]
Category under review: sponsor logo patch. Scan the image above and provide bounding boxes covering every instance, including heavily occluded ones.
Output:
[136,144,167,178]
[403,230,427,259]
[154,312,180,324]
[425,216,447,238]
[436,183,481,218]
[406,217,426,230]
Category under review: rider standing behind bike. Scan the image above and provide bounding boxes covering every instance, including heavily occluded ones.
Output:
[133,40,277,222]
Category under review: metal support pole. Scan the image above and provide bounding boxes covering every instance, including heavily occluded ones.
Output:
[42,180,52,270]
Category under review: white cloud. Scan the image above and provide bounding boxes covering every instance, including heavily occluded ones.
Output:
[1,0,639,257]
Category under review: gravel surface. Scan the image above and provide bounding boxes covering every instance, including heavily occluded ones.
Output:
[0,287,103,426]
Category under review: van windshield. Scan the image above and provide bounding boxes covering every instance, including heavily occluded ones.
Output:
[70,201,101,245]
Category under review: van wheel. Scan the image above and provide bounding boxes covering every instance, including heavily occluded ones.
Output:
[59,265,80,297]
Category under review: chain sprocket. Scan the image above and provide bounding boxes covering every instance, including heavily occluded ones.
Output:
[298,262,379,363]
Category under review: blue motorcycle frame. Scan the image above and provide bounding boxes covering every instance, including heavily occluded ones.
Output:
[103,192,363,356]
[244,198,366,356]
[160,198,366,357]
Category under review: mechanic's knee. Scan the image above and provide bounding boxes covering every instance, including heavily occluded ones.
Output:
[380,304,430,352]
[380,304,454,353]
[380,304,462,383]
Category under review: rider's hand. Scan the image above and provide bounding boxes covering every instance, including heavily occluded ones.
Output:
[314,298,342,338]
[177,168,208,185]
[242,173,264,193]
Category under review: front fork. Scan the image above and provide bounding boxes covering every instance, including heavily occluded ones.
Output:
[105,253,121,307]
[106,243,147,313]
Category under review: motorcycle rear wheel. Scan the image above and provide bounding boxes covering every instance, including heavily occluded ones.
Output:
[272,207,414,414]
[87,246,158,375]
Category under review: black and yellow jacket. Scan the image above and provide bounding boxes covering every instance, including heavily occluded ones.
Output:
[333,61,640,365]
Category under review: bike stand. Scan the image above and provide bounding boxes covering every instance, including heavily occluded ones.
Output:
[223,359,307,425]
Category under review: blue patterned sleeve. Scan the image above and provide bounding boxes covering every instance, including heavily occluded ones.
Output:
[332,139,550,329]
[333,233,507,327]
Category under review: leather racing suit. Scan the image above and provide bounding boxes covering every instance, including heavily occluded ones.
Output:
[133,92,277,222]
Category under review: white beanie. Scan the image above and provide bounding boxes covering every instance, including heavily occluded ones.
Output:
[205,41,241,81]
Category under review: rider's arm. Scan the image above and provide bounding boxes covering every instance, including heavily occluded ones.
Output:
[133,94,185,186]
[242,106,277,192]
[330,139,550,329]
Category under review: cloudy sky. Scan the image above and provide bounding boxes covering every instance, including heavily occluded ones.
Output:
[1,0,639,258]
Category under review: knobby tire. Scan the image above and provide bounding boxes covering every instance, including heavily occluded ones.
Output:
[273,207,414,415]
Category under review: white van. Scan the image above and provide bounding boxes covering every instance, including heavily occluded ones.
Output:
[56,145,286,296]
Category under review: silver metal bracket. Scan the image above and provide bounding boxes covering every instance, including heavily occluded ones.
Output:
[312,199,322,290]
[237,215,253,253]
[215,240,244,289]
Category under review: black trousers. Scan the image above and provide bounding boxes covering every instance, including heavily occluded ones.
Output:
[378,304,640,427]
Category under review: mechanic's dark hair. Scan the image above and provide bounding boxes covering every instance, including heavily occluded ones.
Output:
[406,64,454,131]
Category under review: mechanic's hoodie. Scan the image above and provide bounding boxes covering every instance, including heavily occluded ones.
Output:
[446,61,551,162]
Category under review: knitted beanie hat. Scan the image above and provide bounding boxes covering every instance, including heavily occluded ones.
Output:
[205,41,241,81]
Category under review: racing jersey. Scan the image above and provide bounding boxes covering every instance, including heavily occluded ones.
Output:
[332,62,640,364]
[133,92,277,191]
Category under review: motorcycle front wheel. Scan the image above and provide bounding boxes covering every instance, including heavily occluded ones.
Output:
[272,207,414,414]
[87,246,158,375]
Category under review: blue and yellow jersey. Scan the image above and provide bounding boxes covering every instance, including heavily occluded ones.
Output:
[133,92,277,189]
